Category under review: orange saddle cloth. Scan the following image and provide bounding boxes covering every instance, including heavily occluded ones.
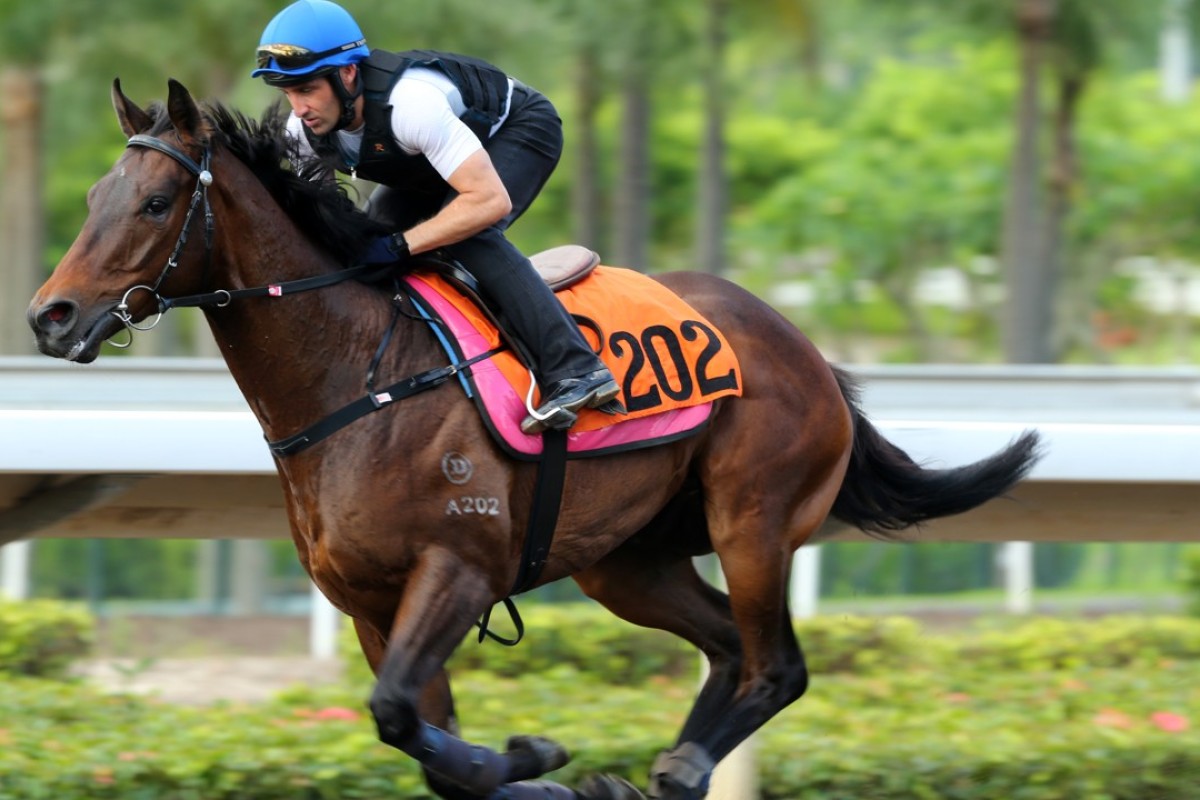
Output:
[405,265,743,456]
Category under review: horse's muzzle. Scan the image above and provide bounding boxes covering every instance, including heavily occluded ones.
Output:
[27,298,122,363]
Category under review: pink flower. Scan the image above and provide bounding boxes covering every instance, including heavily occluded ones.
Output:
[944,692,971,704]
[1093,708,1133,729]
[1150,712,1189,733]
[313,706,361,721]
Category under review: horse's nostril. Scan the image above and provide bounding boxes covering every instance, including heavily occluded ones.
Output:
[36,301,76,331]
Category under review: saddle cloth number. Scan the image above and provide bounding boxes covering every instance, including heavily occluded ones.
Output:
[606,320,738,414]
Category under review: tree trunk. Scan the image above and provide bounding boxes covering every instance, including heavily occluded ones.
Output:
[0,66,44,355]
[1001,0,1057,363]
[1041,72,1085,361]
[571,45,604,253]
[613,72,651,271]
[696,0,729,274]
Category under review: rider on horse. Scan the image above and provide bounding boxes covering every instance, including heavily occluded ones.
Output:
[251,0,623,434]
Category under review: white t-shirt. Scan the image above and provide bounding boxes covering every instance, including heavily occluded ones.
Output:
[286,66,514,181]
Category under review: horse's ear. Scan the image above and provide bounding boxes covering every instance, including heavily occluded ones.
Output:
[165,78,211,144]
[112,78,153,137]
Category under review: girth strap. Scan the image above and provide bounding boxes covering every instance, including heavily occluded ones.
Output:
[476,427,568,646]
[510,428,568,596]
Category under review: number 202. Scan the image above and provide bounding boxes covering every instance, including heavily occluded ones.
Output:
[608,320,738,413]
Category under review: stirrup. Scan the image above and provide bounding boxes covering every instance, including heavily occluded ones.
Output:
[521,370,577,434]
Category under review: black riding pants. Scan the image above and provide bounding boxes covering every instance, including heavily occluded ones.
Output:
[368,84,602,386]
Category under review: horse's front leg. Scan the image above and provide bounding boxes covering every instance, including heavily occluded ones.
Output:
[368,546,578,800]
[352,620,479,799]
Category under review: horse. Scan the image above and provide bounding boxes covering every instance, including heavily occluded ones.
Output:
[27,79,1042,800]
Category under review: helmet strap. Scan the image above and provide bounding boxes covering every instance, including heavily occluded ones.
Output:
[328,67,363,132]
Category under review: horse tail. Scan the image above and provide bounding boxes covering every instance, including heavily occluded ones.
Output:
[828,366,1043,537]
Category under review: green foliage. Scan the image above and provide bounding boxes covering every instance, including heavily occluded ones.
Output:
[339,602,697,688]
[742,43,1013,267]
[31,539,201,601]
[0,599,92,678]
[1185,549,1200,617]
[822,541,999,597]
[10,0,1200,364]
[6,613,1200,799]
[792,614,946,674]
[957,615,1200,672]
[338,604,1200,685]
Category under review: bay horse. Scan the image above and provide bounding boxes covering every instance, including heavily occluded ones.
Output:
[27,80,1041,800]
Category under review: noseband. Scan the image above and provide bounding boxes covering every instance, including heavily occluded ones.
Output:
[111,134,215,342]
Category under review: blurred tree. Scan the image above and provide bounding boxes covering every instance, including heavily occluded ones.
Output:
[695,0,730,275]
[612,0,656,271]
[557,0,695,271]
[741,46,1012,359]
[536,0,620,254]
[0,1,60,354]
[950,0,1162,363]
[11,0,1199,364]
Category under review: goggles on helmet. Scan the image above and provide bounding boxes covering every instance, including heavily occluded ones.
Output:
[256,38,366,71]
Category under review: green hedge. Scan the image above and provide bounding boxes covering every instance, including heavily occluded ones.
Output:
[1186,550,1200,617]
[0,599,92,678]
[954,615,1200,671]
[7,603,1200,798]
[3,660,1198,799]
[341,604,1200,685]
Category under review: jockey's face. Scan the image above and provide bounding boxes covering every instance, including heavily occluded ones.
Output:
[278,65,360,136]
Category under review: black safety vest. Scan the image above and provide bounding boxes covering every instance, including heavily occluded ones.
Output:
[303,48,510,187]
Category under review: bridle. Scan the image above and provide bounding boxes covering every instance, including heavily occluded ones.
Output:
[112,134,215,342]
[109,130,501,459]
[112,132,384,344]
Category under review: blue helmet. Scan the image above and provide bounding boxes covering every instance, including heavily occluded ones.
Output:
[252,0,369,84]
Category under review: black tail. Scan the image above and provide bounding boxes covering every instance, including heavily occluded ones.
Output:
[828,367,1044,537]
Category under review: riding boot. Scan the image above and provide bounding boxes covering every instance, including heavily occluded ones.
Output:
[444,231,625,431]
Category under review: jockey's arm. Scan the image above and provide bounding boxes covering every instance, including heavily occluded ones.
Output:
[401,150,513,256]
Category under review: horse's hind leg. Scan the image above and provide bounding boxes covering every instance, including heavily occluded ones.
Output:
[579,490,839,799]
[573,546,753,800]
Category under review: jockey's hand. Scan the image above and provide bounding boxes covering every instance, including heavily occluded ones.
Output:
[361,232,411,265]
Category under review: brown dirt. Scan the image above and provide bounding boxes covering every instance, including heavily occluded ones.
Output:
[76,614,347,705]
[90,614,316,658]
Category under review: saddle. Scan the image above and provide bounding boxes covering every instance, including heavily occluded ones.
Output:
[422,245,599,371]
[403,245,743,460]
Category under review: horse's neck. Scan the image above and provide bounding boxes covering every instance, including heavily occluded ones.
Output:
[202,180,420,440]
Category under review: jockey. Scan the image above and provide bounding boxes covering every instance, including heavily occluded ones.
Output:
[252,0,623,433]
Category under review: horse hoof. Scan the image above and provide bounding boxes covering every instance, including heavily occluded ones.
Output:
[505,734,570,781]
[578,774,646,800]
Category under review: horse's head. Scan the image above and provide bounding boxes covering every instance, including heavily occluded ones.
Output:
[28,79,216,362]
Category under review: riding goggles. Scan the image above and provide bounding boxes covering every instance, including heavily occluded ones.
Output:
[256,39,367,71]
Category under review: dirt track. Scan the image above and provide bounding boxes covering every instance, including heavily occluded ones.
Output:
[76,614,346,705]
[74,656,346,705]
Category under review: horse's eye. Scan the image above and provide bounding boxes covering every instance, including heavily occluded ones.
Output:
[144,196,171,216]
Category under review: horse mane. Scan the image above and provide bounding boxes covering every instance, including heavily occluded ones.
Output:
[142,99,388,267]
